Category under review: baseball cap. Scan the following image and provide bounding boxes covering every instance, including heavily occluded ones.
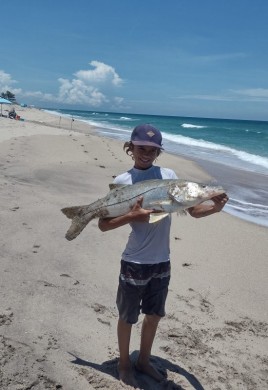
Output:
[130,124,163,149]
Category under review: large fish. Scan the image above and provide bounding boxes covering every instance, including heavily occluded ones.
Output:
[61,179,225,241]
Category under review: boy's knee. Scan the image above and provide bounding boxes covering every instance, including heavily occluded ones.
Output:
[144,313,161,325]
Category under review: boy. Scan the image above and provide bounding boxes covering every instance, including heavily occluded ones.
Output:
[98,124,228,387]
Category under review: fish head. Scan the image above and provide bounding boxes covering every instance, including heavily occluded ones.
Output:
[169,181,225,206]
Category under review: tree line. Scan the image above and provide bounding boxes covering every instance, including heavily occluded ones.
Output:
[1,90,17,103]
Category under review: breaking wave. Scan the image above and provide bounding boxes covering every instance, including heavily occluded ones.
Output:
[181,123,206,129]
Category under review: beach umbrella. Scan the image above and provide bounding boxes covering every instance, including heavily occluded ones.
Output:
[0,97,12,116]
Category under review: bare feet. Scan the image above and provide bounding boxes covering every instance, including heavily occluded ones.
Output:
[135,360,165,382]
[118,362,139,388]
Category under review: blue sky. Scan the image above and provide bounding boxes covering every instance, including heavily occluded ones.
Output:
[1,0,268,120]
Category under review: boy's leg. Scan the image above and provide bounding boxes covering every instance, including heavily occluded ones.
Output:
[116,260,142,387]
[136,262,171,382]
[136,314,164,382]
[117,317,138,387]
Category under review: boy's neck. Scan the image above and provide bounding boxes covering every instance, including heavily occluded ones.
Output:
[134,164,153,170]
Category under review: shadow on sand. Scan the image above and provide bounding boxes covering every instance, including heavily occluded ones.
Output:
[68,351,205,390]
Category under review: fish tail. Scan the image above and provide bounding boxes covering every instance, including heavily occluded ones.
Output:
[61,206,94,241]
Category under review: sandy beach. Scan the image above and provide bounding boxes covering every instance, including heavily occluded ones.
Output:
[0,106,267,390]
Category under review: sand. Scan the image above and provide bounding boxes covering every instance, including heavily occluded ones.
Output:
[0,106,267,390]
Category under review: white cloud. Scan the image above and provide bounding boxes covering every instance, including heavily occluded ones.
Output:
[55,61,123,106]
[172,88,268,103]
[0,60,124,108]
[173,93,236,102]
[75,61,123,86]
[22,90,56,101]
[193,52,247,63]
[57,77,108,106]
[231,88,268,100]
[0,70,17,91]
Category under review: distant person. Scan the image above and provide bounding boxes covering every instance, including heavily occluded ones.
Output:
[8,108,16,119]
[98,124,229,387]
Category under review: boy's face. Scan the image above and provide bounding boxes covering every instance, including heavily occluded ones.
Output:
[132,145,159,170]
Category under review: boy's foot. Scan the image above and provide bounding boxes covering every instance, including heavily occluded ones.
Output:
[117,363,139,388]
[135,361,164,382]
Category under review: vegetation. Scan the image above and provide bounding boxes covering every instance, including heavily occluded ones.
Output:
[1,90,17,103]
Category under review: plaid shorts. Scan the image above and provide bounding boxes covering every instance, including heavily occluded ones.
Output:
[116,260,171,324]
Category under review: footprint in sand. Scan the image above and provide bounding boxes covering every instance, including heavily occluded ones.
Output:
[0,335,62,390]
[32,244,41,253]
[47,334,59,351]
[10,206,20,211]
[97,318,111,326]
[60,273,80,285]
[91,303,107,314]
[182,262,192,267]
[0,309,13,326]
[37,280,57,288]
[76,366,120,390]
[176,288,214,315]
[91,303,116,326]
[224,318,268,338]
[22,222,32,230]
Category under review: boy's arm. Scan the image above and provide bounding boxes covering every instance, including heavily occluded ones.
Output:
[98,197,153,232]
[187,193,229,218]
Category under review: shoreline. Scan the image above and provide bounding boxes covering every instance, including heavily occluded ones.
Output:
[0,104,215,179]
[0,105,267,389]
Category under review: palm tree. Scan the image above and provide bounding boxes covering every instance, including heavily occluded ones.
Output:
[0,90,17,103]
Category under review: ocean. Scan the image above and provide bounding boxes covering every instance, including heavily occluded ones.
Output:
[45,108,268,229]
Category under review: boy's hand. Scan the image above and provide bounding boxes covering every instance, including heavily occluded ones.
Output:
[188,192,229,218]
[211,193,229,212]
[129,197,154,222]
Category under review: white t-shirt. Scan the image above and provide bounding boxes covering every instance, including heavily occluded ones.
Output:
[113,165,178,264]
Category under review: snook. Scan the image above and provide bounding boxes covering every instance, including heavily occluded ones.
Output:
[61,179,225,241]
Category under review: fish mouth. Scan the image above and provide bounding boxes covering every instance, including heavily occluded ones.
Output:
[213,187,225,195]
[206,187,226,199]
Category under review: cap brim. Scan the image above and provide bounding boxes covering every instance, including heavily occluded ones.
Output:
[131,140,164,150]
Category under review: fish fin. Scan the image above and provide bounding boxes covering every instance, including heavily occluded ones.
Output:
[167,187,185,204]
[109,183,126,190]
[149,213,169,223]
